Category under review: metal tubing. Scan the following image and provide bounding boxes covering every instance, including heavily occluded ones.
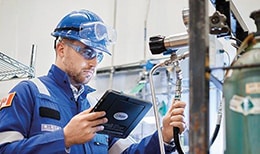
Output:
[108,0,118,89]
[149,63,166,154]
[29,44,37,78]
[164,32,189,50]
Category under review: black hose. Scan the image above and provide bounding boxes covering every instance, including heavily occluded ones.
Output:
[210,124,220,145]
[208,74,223,147]
[174,127,184,154]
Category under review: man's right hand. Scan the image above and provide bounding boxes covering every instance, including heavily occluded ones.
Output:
[63,108,108,147]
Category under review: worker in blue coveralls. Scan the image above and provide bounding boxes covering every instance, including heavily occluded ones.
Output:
[0,9,186,154]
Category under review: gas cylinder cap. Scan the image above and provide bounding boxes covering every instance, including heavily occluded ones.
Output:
[250,9,260,35]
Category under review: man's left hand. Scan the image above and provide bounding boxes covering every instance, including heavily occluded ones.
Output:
[161,100,186,143]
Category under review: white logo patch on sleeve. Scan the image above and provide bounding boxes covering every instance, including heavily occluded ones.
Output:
[41,124,61,132]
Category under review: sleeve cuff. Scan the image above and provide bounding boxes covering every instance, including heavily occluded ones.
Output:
[164,140,176,152]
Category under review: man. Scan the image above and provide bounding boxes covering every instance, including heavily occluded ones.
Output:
[0,9,186,154]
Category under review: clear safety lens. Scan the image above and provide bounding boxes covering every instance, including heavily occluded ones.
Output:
[79,22,117,45]
[63,41,104,63]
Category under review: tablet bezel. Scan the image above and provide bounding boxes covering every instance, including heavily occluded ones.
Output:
[91,89,152,138]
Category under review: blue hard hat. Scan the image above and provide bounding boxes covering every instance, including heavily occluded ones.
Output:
[51,9,116,55]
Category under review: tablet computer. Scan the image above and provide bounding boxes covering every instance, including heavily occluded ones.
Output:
[91,89,152,138]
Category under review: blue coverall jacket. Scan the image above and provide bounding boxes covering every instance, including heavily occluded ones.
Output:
[0,64,175,154]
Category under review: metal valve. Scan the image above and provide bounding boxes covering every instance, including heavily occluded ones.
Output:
[209,11,230,35]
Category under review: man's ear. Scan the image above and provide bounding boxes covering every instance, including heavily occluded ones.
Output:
[56,42,65,57]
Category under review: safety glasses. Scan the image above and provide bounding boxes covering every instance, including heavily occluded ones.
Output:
[62,41,103,63]
[79,22,116,45]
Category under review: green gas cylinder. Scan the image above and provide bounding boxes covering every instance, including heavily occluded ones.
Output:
[224,10,260,154]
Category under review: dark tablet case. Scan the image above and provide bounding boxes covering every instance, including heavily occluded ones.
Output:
[91,89,152,138]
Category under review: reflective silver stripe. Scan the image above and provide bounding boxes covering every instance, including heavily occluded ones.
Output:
[30,78,50,96]
[109,136,136,154]
[0,131,24,144]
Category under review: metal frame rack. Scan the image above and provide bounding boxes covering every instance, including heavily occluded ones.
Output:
[0,45,36,81]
